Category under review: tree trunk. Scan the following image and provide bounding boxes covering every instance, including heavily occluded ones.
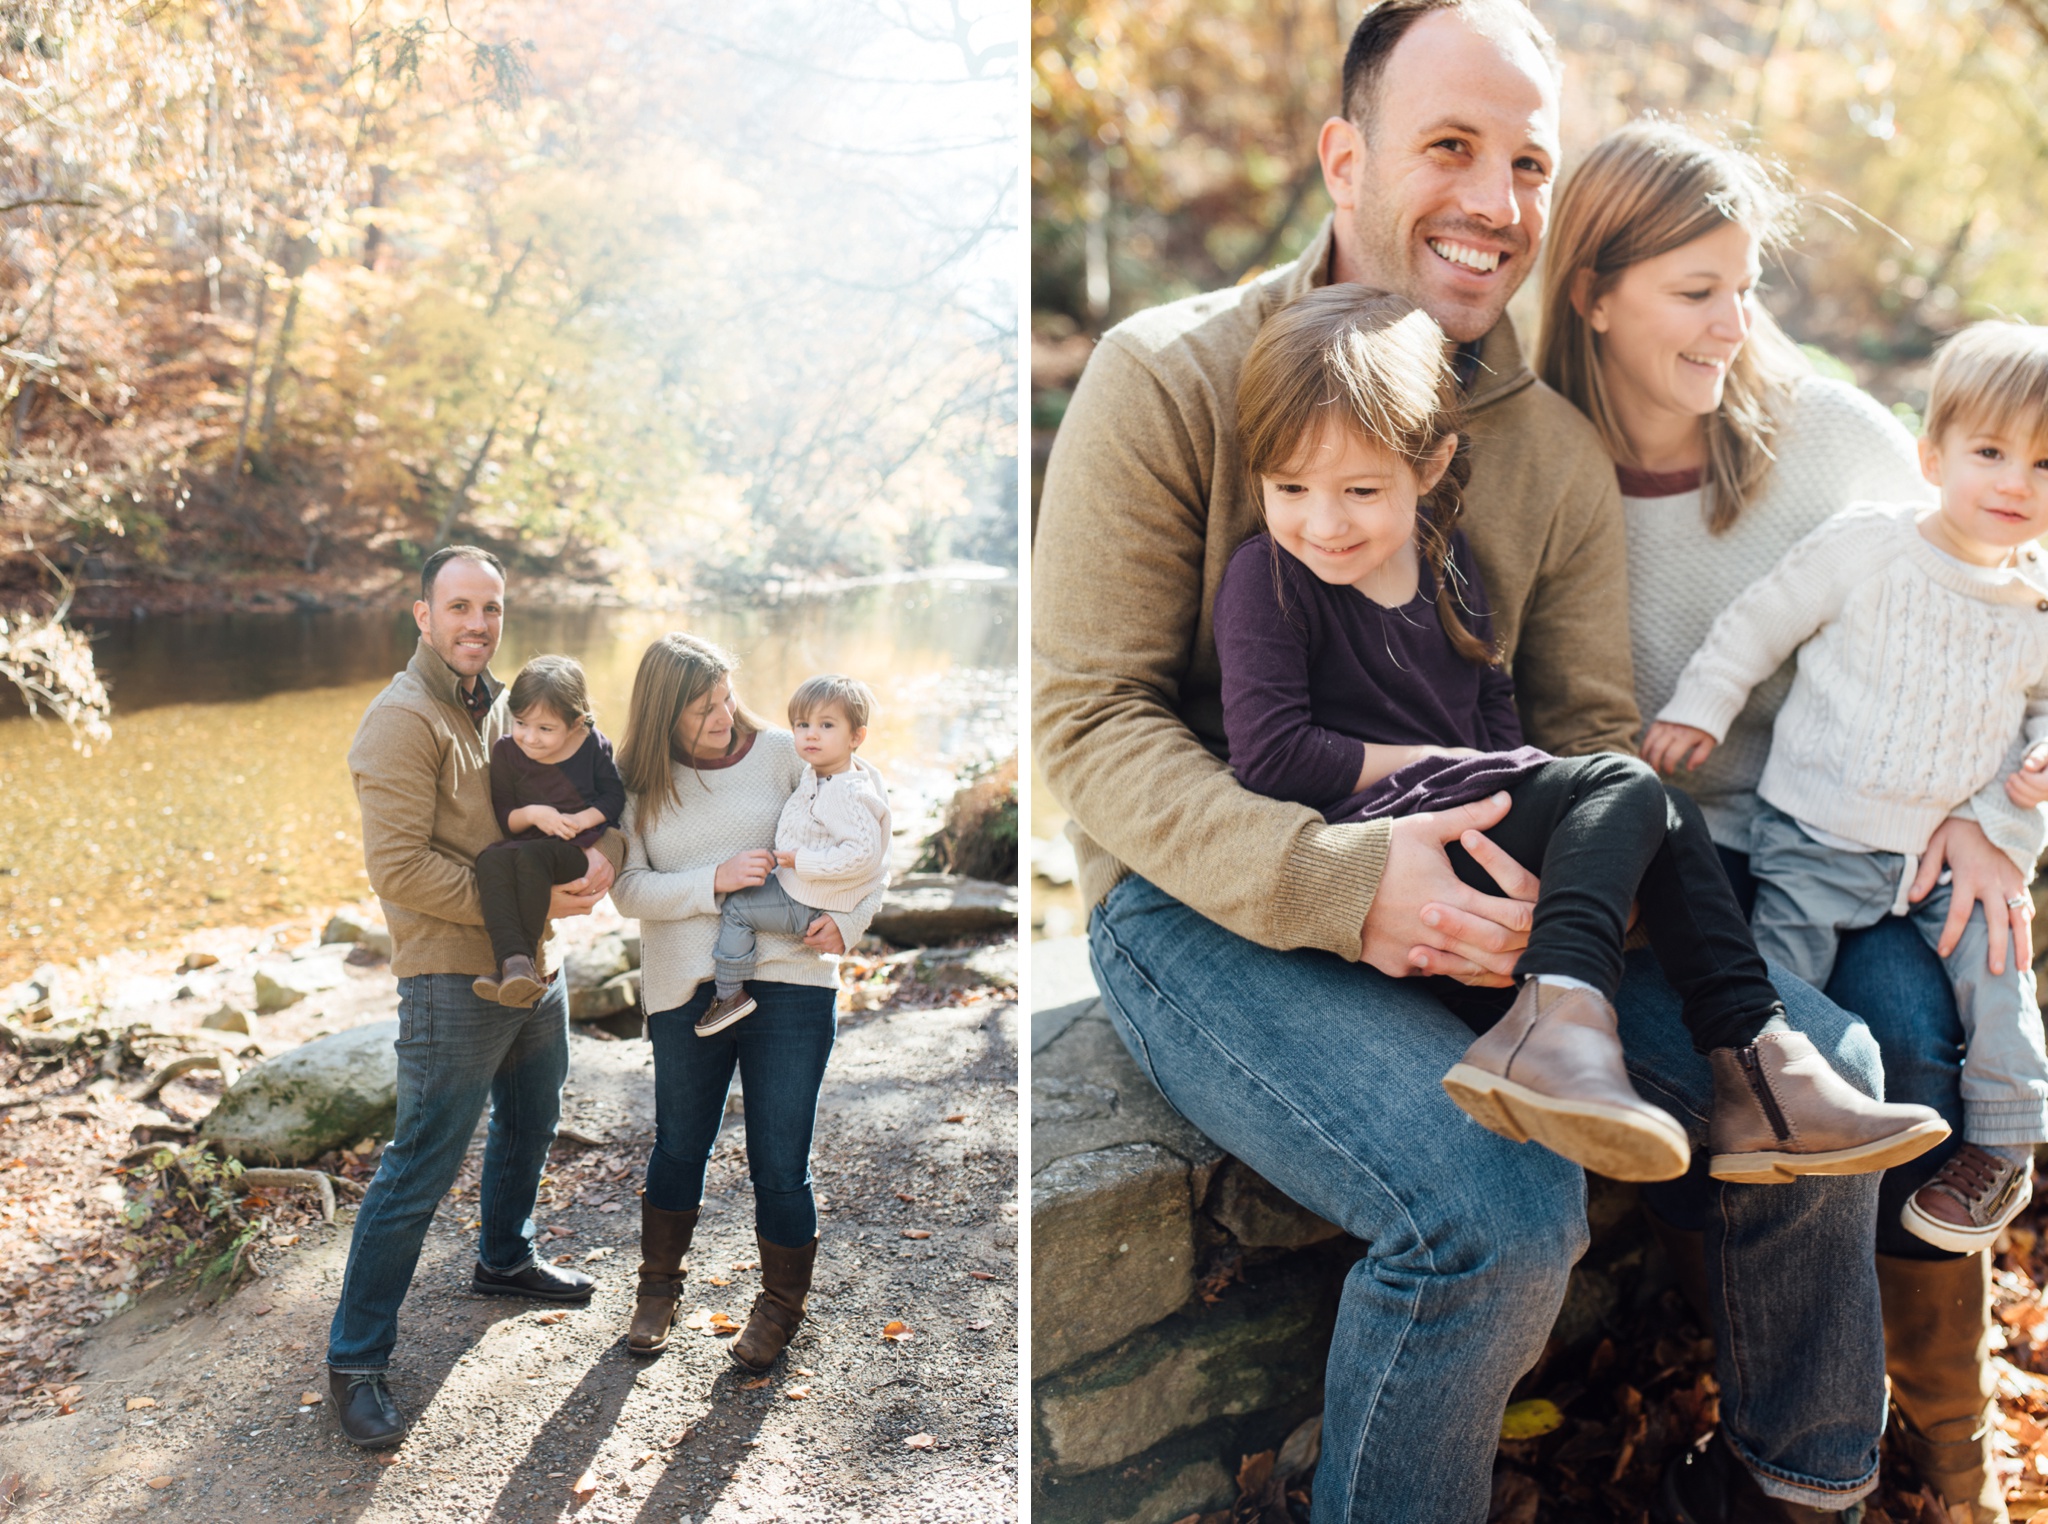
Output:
[255,278,304,460]
[433,417,503,548]
[228,274,272,495]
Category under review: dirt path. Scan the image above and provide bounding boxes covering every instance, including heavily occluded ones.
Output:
[0,996,1019,1523]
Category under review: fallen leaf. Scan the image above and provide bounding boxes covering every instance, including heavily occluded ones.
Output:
[598,1202,622,1213]
[582,1247,614,1262]
[739,1376,772,1390]
[683,1308,714,1331]
[943,1114,967,1123]
[968,1270,995,1281]
[706,1275,732,1286]
[545,1225,577,1239]
[551,1254,574,1266]
[534,1311,567,1325]
[146,1475,175,1489]
[708,1312,740,1336]
[1500,1398,1565,1441]
[903,1433,935,1451]
[252,1305,273,1316]
[901,1229,931,1240]
[126,1395,158,1411]
[967,1320,990,1331]
[895,1192,917,1203]
[730,1260,759,1272]
[785,1386,812,1400]
[270,1235,300,1248]
[795,1366,815,1376]
[569,1469,599,1501]
[630,1452,655,1470]
[881,1321,914,1342]
[299,1391,321,1406]
[375,1453,402,1468]
[663,1426,695,1447]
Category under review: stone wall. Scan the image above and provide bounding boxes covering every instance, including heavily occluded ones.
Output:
[1029,936,1657,1524]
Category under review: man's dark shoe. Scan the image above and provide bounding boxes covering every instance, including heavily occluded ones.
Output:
[1656,1431,1863,1523]
[329,1369,407,1449]
[471,1257,594,1303]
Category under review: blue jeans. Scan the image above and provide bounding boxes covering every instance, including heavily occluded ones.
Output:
[1089,873,1886,1522]
[327,972,569,1373]
[643,979,836,1247]
[1704,846,1969,1262]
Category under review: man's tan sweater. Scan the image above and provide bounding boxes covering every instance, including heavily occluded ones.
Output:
[1032,217,1640,959]
[349,639,621,979]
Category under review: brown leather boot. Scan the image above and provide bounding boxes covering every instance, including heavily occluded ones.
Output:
[729,1234,817,1371]
[1442,981,1691,1181]
[626,1201,700,1356]
[1707,1024,1949,1184]
[1877,1251,2009,1524]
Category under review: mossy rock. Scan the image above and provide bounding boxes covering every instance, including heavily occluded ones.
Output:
[201,1020,399,1166]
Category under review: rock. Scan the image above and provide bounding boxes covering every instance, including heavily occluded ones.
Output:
[1030,1011,1222,1185]
[1031,831,1077,887]
[253,961,344,1013]
[1035,1257,1342,1474]
[869,874,1018,944]
[201,1004,256,1035]
[1205,1160,1343,1251]
[1032,1143,1195,1380]
[354,928,393,960]
[0,978,48,1019]
[177,952,219,974]
[321,911,379,946]
[621,930,642,969]
[564,935,630,991]
[919,941,1019,991]
[570,971,639,1022]
[201,1020,399,1165]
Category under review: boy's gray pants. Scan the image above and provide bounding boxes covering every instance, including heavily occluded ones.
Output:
[713,878,821,997]
[1749,802,2048,1146]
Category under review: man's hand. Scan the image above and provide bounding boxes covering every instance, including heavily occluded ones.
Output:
[1642,721,1717,775]
[1910,815,2029,971]
[579,847,615,898]
[714,850,775,894]
[548,878,606,920]
[775,850,797,869]
[803,914,846,955]
[2007,743,2048,808]
[1360,792,1537,987]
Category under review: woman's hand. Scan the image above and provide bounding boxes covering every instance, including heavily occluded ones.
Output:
[803,915,846,955]
[1642,722,1716,775]
[714,849,776,894]
[1911,815,2030,972]
[2007,743,2048,808]
[1360,792,1538,987]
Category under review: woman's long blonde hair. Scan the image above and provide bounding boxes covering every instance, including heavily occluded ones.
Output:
[1238,284,1492,665]
[616,632,767,826]
[1536,120,1807,533]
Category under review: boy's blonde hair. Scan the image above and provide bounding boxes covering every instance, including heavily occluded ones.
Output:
[789,674,875,731]
[1926,322,2048,454]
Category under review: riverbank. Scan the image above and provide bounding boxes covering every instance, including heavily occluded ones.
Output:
[0,896,1020,1521]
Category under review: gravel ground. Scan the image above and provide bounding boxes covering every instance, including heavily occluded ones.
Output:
[0,993,1019,1523]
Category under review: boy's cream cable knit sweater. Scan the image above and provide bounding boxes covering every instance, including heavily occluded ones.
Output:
[611,728,884,1013]
[1659,500,2048,877]
[772,754,891,913]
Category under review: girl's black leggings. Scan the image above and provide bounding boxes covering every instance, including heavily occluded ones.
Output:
[1430,752,1781,1054]
[476,837,590,967]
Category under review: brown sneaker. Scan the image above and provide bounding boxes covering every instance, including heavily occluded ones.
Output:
[1901,1144,2033,1253]
[1707,1024,1949,1183]
[695,989,756,1037]
[495,955,545,1009]
[1442,980,1691,1182]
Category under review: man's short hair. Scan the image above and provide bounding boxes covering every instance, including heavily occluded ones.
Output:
[419,544,505,603]
[1340,0,1559,137]
[1925,322,2048,455]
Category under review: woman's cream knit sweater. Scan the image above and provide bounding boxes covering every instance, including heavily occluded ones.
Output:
[611,729,885,1013]
[1660,501,2048,876]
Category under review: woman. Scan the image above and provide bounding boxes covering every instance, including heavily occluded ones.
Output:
[608,633,883,1369]
[1538,119,2025,1524]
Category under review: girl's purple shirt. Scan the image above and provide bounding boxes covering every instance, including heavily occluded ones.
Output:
[1213,531,1551,825]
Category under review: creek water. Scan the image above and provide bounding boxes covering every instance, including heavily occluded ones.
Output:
[0,578,1016,982]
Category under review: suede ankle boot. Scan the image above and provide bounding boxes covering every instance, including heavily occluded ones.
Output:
[729,1233,818,1372]
[1877,1251,2009,1524]
[627,1201,700,1356]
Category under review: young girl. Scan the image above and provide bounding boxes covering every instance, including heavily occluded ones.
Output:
[1214,284,1945,1183]
[474,655,626,1007]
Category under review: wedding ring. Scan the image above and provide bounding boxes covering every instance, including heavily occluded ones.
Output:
[2008,894,2031,910]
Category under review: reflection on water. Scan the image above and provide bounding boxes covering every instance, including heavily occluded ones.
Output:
[0,582,1016,980]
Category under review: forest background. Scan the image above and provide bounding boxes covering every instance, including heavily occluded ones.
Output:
[1029,0,2048,510]
[0,0,1016,647]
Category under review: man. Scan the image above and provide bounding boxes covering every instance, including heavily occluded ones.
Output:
[325,545,618,1447]
[1033,3,1889,1519]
